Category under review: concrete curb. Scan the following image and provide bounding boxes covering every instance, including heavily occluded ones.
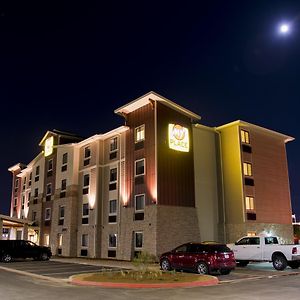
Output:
[70,274,219,289]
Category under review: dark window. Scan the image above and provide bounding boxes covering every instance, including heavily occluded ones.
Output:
[84,147,91,166]
[135,232,143,249]
[135,194,145,212]
[80,249,88,256]
[245,178,255,186]
[110,137,118,152]
[174,244,188,253]
[60,191,66,198]
[83,174,89,194]
[134,212,144,221]
[109,151,117,160]
[247,212,257,221]
[109,234,117,248]
[61,179,67,191]
[35,166,40,182]
[110,168,117,182]
[135,159,145,176]
[109,183,117,190]
[242,144,252,153]
[62,153,68,165]
[109,215,117,223]
[108,250,116,258]
[61,165,67,172]
[134,141,144,150]
[135,176,144,185]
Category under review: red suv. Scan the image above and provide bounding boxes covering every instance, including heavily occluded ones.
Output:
[160,242,236,275]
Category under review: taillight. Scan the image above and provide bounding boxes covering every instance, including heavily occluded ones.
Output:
[292,247,297,254]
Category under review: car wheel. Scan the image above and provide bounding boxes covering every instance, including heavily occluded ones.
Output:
[160,258,171,271]
[288,261,300,269]
[196,262,209,275]
[40,252,50,261]
[220,269,231,275]
[237,260,249,267]
[272,255,287,271]
[2,253,12,263]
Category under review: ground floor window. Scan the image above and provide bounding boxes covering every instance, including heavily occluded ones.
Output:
[44,234,50,246]
[135,232,143,249]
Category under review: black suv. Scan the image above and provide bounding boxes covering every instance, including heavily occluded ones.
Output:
[0,240,52,262]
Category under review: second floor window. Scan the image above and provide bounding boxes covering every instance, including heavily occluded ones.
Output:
[135,194,145,212]
[245,196,255,210]
[45,208,51,220]
[135,125,145,143]
[46,183,52,195]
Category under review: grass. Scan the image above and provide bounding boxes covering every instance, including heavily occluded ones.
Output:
[76,270,212,284]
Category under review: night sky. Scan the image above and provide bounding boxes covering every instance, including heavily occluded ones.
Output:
[1,1,300,218]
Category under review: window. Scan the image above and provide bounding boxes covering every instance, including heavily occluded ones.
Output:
[35,166,40,182]
[23,177,26,191]
[34,188,38,204]
[82,203,89,224]
[59,206,65,225]
[48,159,53,171]
[29,172,32,186]
[243,162,252,176]
[14,197,17,207]
[241,130,250,144]
[135,232,143,249]
[245,196,254,210]
[135,159,145,176]
[135,125,145,143]
[14,178,19,192]
[110,137,118,152]
[60,179,67,198]
[110,168,117,182]
[44,234,50,247]
[135,194,145,212]
[46,183,52,196]
[32,211,37,221]
[109,200,117,215]
[109,234,117,248]
[84,146,91,166]
[62,153,68,172]
[58,233,63,248]
[83,174,90,194]
[27,192,31,206]
[45,208,51,220]
[82,234,88,247]
[22,195,25,209]
[109,168,117,190]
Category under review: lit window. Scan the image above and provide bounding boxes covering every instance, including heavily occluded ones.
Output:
[110,137,118,152]
[45,208,51,220]
[135,159,145,176]
[135,194,145,212]
[109,200,117,216]
[243,162,252,176]
[135,232,143,249]
[110,168,117,182]
[245,196,255,210]
[109,233,117,248]
[82,234,88,247]
[58,234,63,247]
[135,125,145,143]
[241,130,250,144]
[44,234,50,246]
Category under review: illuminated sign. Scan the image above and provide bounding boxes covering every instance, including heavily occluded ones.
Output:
[44,136,54,157]
[168,124,189,152]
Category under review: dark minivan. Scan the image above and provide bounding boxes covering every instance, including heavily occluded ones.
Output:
[0,240,52,262]
[160,242,236,275]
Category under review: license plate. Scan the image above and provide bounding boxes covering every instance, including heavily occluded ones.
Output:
[224,254,229,258]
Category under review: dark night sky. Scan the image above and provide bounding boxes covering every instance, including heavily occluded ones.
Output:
[0,1,300,218]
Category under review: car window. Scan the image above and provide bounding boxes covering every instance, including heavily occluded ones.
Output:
[265,237,278,245]
[175,244,188,253]
[236,238,249,245]
[249,238,260,245]
[208,245,231,253]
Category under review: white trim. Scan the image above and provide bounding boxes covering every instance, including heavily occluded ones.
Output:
[45,208,51,220]
[134,124,145,143]
[134,231,143,249]
[134,194,145,213]
[108,233,117,249]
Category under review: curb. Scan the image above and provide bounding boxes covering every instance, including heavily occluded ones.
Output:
[70,274,219,289]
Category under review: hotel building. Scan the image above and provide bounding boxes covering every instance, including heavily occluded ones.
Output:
[5,92,294,260]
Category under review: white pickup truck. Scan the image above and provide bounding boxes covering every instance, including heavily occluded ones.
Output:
[228,236,300,270]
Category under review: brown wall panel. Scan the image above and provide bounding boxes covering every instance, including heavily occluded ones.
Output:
[157,103,195,207]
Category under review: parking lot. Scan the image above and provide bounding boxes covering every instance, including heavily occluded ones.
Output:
[0,258,299,283]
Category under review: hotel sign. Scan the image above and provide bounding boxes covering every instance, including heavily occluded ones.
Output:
[44,136,54,157]
[168,124,189,152]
